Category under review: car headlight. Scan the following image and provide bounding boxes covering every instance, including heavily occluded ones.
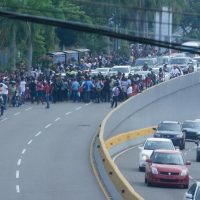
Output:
[176,134,183,138]
[181,169,188,176]
[151,167,158,174]
[142,154,148,161]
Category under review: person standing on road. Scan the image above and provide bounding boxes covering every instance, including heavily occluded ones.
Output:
[44,81,51,109]
[19,77,26,104]
[0,80,8,110]
[71,78,80,102]
[0,85,4,117]
[0,94,4,117]
[111,82,120,108]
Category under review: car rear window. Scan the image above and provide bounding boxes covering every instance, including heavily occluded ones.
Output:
[158,123,181,131]
[182,121,200,129]
[144,141,174,150]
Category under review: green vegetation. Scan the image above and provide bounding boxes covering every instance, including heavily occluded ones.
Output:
[0,0,198,71]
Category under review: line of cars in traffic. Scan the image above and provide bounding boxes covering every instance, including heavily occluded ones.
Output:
[90,53,200,86]
[138,119,200,194]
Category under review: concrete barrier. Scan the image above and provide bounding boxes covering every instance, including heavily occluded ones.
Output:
[95,72,200,200]
[105,127,155,157]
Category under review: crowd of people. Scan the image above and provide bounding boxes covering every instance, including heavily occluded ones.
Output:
[0,63,158,117]
[0,47,176,118]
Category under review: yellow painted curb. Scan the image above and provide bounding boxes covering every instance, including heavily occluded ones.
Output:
[105,127,155,150]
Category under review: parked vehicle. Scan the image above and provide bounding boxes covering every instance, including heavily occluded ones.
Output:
[184,181,200,200]
[145,150,190,188]
[138,138,175,171]
[182,120,200,140]
[154,121,185,150]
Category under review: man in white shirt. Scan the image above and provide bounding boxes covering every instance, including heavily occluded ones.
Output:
[170,65,180,78]
[20,78,26,104]
[0,80,8,109]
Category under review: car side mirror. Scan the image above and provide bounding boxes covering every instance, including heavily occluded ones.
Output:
[153,127,157,131]
[185,192,193,199]
[186,161,191,166]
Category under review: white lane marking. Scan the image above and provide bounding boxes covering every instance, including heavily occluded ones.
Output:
[85,102,91,106]
[55,117,61,122]
[16,185,20,193]
[65,112,71,115]
[16,170,20,179]
[35,131,42,137]
[113,144,142,163]
[14,112,20,116]
[21,149,26,155]
[75,106,82,111]
[0,117,8,122]
[27,140,32,145]
[45,123,52,129]
[25,107,32,111]
[17,159,22,166]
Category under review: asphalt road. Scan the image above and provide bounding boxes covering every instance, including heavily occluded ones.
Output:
[110,82,200,200]
[115,141,200,200]
[0,102,111,200]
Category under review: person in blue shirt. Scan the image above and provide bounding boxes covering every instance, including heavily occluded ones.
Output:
[83,77,94,103]
[71,79,80,102]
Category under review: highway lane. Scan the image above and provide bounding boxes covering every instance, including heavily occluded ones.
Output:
[115,141,200,200]
[101,76,200,200]
[0,102,110,200]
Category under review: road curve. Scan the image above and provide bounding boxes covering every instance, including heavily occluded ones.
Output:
[107,77,200,199]
[115,141,200,200]
[0,102,110,200]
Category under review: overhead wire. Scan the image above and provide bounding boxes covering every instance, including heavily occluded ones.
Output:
[0,9,199,55]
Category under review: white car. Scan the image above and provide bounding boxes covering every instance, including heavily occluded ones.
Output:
[133,57,157,69]
[109,65,131,78]
[184,181,200,200]
[138,138,175,171]
[90,68,110,77]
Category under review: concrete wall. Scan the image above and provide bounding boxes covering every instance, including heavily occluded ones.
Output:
[104,72,200,140]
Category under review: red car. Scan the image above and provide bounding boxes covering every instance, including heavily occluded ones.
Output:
[145,150,191,188]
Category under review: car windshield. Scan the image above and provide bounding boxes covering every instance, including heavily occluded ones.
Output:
[196,187,200,200]
[157,57,169,65]
[151,152,184,165]
[169,58,187,65]
[157,123,181,131]
[98,69,109,72]
[182,121,200,129]
[110,68,129,73]
[144,141,174,150]
[134,59,153,66]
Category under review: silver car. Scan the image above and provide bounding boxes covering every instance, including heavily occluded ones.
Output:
[184,181,200,200]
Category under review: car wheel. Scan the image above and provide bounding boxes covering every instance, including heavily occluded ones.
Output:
[180,143,185,150]
[197,156,200,162]
[183,184,189,189]
[139,166,144,172]
[146,178,152,186]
